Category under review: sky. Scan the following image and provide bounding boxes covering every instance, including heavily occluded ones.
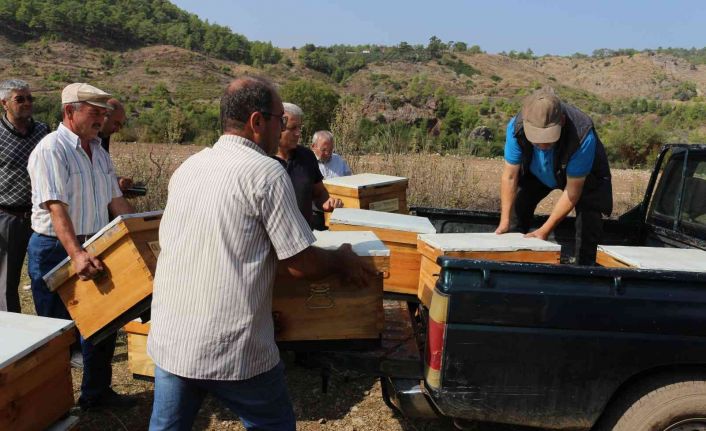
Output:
[170,0,706,56]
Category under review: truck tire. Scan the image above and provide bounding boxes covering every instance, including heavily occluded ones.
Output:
[596,372,706,431]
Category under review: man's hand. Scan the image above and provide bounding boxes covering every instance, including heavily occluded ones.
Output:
[71,250,105,281]
[525,228,549,241]
[495,220,510,235]
[322,197,343,212]
[117,176,134,192]
[335,243,377,288]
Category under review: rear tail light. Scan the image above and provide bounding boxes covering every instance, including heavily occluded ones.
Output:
[424,289,449,390]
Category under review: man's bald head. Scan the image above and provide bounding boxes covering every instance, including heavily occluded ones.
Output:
[101,98,126,137]
[221,76,278,133]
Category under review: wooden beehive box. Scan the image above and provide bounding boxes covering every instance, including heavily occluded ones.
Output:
[273,230,389,345]
[329,208,436,296]
[323,173,408,225]
[123,320,154,378]
[43,211,163,343]
[417,233,561,307]
[1,312,75,431]
[597,245,706,271]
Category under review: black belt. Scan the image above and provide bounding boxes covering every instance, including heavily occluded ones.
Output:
[0,205,32,219]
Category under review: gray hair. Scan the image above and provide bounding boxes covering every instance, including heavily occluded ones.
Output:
[312,130,334,146]
[283,102,304,118]
[0,79,30,101]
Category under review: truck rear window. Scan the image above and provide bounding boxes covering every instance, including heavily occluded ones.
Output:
[681,159,706,228]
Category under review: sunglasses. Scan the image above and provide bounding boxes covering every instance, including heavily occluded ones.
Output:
[260,111,287,130]
[12,95,34,104]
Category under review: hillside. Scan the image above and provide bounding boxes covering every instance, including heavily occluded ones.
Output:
[1,26,706,166]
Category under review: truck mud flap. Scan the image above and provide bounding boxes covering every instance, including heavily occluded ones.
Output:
[381,377,440,419]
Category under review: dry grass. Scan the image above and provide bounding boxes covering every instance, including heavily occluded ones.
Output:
[111,143,650,217]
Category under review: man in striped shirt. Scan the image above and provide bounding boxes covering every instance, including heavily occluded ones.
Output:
[148,76,375,431]
[27,83,135,410]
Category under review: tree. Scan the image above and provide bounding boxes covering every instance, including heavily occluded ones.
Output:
[452,41,467,52]
[427,35,444,59]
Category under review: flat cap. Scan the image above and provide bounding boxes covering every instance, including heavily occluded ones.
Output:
[61,83,111,109]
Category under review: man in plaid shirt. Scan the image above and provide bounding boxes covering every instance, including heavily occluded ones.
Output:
[0,79,48,312]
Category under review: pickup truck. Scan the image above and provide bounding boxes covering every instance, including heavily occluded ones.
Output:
[352,144,706,431]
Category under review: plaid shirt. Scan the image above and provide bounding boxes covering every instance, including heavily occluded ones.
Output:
[0,115,48,208]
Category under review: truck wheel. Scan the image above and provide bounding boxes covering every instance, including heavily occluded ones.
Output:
[597,373,706,431]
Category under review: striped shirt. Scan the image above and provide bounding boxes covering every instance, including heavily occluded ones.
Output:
[148,134,315,380]
[28,123,122,236]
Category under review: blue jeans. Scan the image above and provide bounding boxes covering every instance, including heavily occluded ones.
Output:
[27,232,117,403]
[150,361,296,431]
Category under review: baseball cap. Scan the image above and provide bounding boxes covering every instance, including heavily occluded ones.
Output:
[521,90,562,144]
[61,83,112,109]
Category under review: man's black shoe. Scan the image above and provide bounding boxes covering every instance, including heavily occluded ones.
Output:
[79,388,137,411]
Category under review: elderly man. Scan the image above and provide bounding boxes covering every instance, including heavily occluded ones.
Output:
[148,76,374,430]
[311,130,351,179]
[0,79,48,312]
[27,83,135,409]
[98,98,134,192]
[274,103,342,228]
[495,88,612,265]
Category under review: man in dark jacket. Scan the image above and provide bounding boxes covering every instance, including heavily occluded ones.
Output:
[495,89,612,265]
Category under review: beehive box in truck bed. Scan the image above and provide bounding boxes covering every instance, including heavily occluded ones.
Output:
[417,233,561,306]
[323,174,408,225]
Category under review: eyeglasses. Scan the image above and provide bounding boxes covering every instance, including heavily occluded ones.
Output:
[12,95,34,104]
[260,111,287,130]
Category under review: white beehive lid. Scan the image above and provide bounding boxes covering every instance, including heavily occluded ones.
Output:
[330,208,436,234]
[323,173,407,189]
[598,245,706,272]
[313,230,390,257]
[419,232,560,252]
[0,312,75,368]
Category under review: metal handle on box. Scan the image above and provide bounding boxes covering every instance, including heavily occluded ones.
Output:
[306,283,335,309]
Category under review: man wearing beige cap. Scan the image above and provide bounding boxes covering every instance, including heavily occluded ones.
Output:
[27,82,135,409]
[495,88,612,265]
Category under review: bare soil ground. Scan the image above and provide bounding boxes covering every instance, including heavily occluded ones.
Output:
[17,145,651,430]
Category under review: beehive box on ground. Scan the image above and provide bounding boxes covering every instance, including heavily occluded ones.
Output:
[417,233,561,307]
[323,174,408,225]
[123,320,154,378]
[0,312,75,431]
[597,245,706,271]
[273,230,389,345]
[329,208,436,296]
[44,211,163,343]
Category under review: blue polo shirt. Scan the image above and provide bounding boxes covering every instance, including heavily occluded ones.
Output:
[504,116,597,189]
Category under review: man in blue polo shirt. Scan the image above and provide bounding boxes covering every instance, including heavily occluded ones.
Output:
[495,89,612,265]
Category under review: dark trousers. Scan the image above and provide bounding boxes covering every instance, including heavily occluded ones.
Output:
[27,232,117,403]
[0,211,32,312]
[511,174,604,265]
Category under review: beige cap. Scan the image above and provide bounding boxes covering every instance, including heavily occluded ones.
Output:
[61,83,111,109]
[521,90,562,144]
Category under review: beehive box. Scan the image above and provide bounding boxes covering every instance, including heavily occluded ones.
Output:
[123,320,154,378]
[0,312,75,431]
[597,245,706,271]
[44,211,163,343]
[329,208,436,296]
[273,230,389,344]
[417,233,561,307]
[323,174,408,225]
